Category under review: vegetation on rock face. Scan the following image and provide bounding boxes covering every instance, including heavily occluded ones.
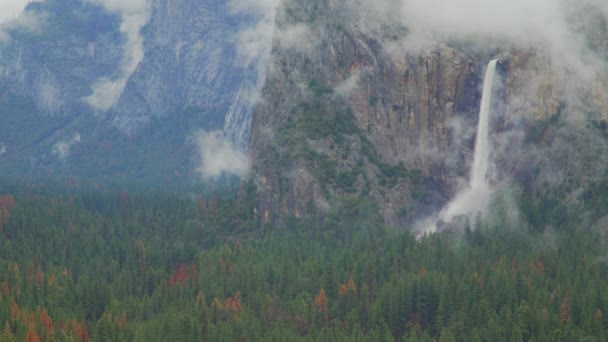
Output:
[0,180,604,341]
[271,73,426,218]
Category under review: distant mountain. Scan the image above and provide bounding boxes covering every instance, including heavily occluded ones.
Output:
[0,0,269,184]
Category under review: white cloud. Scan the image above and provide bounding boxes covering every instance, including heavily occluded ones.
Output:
[334,71,364,97]
[84,0,150,111]
[0,2,46,43]
[0,143,6,157]
[372,0,607,79]
[0,1,31,24]
[53,133,81,160]
[194,130,251,180]
[229,0,280,98]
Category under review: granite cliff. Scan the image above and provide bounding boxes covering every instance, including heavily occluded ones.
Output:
[247,0,608,226]
[0,0,266,181]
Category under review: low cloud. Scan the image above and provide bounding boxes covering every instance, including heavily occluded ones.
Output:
[0,0,33,24]
[84,0,150,111]
[0,4,47,43]
[229,0,279,70]
[194,130,251,180]
[229,0,312,105]
[334,71,364,97]
[401,0,605,77]
[352,0,608,82]
[53,133,81,160]
[0,143,6,157]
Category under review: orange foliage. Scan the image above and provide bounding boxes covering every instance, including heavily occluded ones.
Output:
[339,278,357,296]
[72,319,89,342]
[338,284,349,295]
[223,292,243,314]
[0,194,15,232]
[24,322,40,342]
[347,278,356,292]
[36,272,44,291]
[419,267,428,277]
[596,308,603,322]
[40,309,54,334]
[168,264,197,288]
[315,289,328,315]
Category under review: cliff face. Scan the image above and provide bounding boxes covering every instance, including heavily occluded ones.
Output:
[111,0,263,144]
[248,0,608,225]
[0,0,262,142]
[0,0,266,180]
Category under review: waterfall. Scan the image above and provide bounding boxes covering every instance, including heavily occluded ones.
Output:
[470,59,498,190]
[420,59,498,233]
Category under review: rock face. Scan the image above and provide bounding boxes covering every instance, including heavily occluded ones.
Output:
[1,0,262,140]
[111,0,263,142]
[247,0,608,226]
[0,0,266,180]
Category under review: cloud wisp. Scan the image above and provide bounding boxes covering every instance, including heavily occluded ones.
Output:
[53,133,81,160]
[84,0,151,111]
[0,0,32,24]
[0,2,47,43]
[194,130,251,181]
[357,0,608,81]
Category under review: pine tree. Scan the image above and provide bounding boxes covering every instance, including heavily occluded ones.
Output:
[40,309,54,339]
[316,289,328,321]
[2,321,16,342]
[24,322,40,342]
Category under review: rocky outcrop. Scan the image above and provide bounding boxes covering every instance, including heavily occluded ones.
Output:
[247,0,608,226]
[248,0,483,225]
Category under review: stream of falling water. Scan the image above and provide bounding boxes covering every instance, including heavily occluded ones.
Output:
[420,59,498,233]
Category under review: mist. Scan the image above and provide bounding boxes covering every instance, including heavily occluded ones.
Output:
[0,1,46,43]
[0,1,31,24]
[53,133,82,161]
[84,0,150,111]
[194,131,251,181]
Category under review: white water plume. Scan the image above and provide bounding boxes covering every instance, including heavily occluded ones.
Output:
[420,59,498,234]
